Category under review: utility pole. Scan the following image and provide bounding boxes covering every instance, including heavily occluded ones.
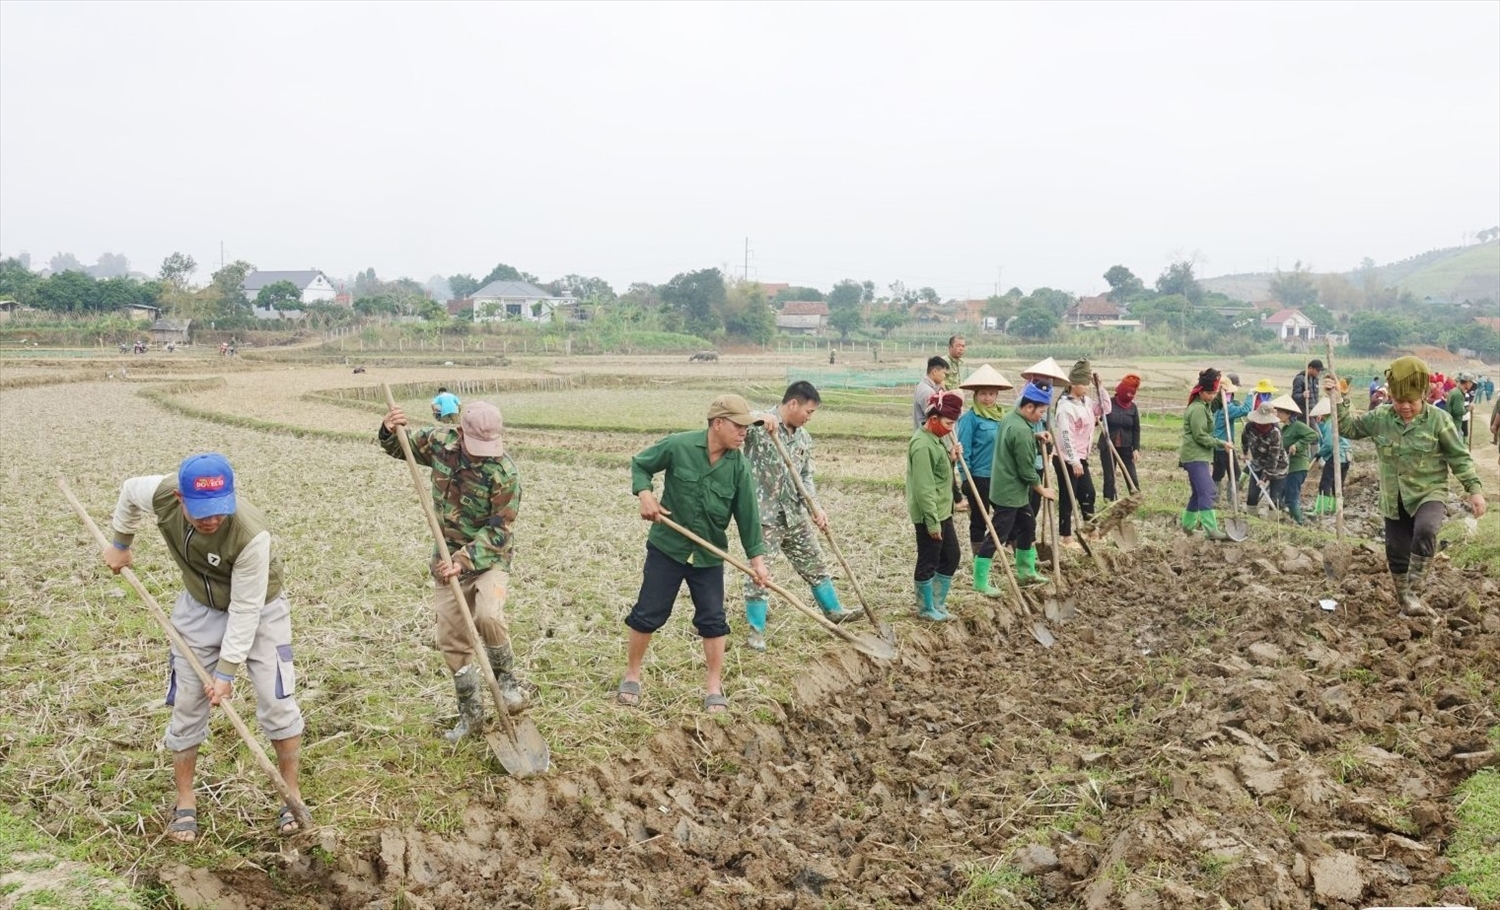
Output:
[220,241,224,270]
[744,237,750,281]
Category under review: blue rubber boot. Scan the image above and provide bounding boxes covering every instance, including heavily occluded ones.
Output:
[932,573,955,619]
[744,598,768,651]
[811,578,860,624]
[915,578,947,621]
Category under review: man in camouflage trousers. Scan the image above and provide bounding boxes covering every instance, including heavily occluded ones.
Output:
[741,381,859,650]
[379,400,530,741]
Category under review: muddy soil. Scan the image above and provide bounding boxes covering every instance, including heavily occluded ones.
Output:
[162,522,1496,910]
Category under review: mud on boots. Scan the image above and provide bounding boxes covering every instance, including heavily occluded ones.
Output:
[744,598,769,651]
[914,577,949,621]
[932,573,955,618]
[445,664,486,742]
[971,557,1004,598]
[1199,510,1231,541]
[1395,554,1434,616]
[811,578,860,624]
[1179,510,1201,535]
[485,644,529,714]
[1014,547,1049,587]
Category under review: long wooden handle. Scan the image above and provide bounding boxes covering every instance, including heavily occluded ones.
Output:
[765,427,877,621]
[951,442,1029,609]
[1325,340,1345,540]
[1095,377,1139,496]
[59,477,313,834]
[381,385,519,741]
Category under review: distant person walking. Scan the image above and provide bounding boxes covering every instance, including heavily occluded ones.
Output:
[431,387,461,424]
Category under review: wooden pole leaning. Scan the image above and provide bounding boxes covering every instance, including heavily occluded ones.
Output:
[59,477,315,834]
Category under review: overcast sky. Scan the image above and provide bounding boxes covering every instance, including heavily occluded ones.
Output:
[2,1,1497,299]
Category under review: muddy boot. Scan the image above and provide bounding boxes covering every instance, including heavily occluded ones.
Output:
[1015,547,1049,587]
[1287,498,1306,525]
[1200,510,1230,542]
[971,557,1003,597]
[443,664,486,743]
[932,573,955,618]
[745,598,768,651]
[484,645,528,714]
[915,578,947,621]
[1400,555,1432,615]
[811,579,860,624]
[1180,510,1200,535]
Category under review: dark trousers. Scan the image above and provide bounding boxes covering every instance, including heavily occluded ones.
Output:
[982,504,1036,556]
[1053,455,1095,537]
[1281,469,1308,518]
[1183,461,1215,512]
[1212,448,1232,482]
[1318,460,1349,496]
[1245,470,1285,509]
[913,520,960,582]
[1100,446,1138,500]
[963,475,994,546]
[625,543,729,639]
[1385,499,1445,575]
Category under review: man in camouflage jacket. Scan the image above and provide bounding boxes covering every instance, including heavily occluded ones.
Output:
[1331,357,1486,615]
[380,399,529,741]
[739,382,858,650]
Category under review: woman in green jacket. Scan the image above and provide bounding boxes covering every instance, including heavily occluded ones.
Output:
[907,389,964,621]
[1178,368,1235,539]
[1271,394,1319,524]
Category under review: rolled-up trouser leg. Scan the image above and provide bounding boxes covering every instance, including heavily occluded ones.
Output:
[434,567,511,673]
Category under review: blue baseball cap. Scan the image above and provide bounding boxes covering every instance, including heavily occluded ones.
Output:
[178,453,237,519]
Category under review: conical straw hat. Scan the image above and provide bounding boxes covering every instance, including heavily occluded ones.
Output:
[1268,394,1301,415]
[1308,397,1331,417]
[959,363,1014,391]
[1020,357,1069,383]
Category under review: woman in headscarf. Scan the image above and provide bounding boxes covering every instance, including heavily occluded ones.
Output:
[1331,356,1485,615]
[907,389,965,621]
[954,365,1014,596]
[1100,374,1142,502]
[1178,368,1236,540]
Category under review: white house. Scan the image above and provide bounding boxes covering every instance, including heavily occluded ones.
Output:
[1263,307,1317,342]
[243,270,338,320]
[776,301,829,334]
[459,280,577,323]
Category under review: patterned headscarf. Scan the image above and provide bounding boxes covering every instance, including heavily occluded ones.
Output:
[1188,368,1220,406]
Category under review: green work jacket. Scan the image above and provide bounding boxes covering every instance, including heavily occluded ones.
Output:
[988,409,1042,508]
[1177,398,1218,466]
[907,428,955,534]
[1280,421,1320,474]
[631,429,765,567]
[1336,401,1481,520]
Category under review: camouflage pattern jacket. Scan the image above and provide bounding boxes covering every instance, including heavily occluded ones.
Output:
[380,425,520,573]
[1241,423,1289,478]
[743,410,818,526]
[1336,400,1481,520]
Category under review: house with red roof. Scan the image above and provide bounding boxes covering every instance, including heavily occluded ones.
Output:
[1064,294,1125,328]
[1263,307,1317,342]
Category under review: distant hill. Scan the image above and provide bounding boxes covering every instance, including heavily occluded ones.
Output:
[1202,240,1500,304]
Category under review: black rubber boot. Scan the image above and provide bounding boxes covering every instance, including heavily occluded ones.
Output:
[485,644,528,714]
[444,665,486,742]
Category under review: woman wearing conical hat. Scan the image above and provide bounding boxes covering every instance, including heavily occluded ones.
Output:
[1269,394,1317,525]
[953,364,1014,597]
[1241,402,1288,515]
[1329,356,1485,615]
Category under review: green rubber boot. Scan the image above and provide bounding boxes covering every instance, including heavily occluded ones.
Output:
[971,557,1003,598]
[1180,510,1200,534]
[1200,510,1230,541]
[1015,547,1049,587]
[933,573,955,618]
[915,578,947,621]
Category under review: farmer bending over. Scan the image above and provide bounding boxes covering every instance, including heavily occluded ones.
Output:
[379,400,531,741]
[1329,356,1486,615]
[619,394,769,714]
[103,453,305,842]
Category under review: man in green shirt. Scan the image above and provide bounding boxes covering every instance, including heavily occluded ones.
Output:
[619,395,770,714]
[986,382,1058,588]
[941,334,967,390]
[1331,356,1486,615]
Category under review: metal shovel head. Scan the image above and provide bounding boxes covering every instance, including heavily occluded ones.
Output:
[1224,517,1250,542]
[484,716,551,777]
[1031,622,1056,648]
[1109,521,1140,551]
[1044,594,1076,624]
[844,628,898,661]
[1035,539,1053,564]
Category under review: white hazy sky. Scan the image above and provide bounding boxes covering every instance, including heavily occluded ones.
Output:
[2,1,1497,299]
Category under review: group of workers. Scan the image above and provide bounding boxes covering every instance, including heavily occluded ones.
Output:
[97,341,1491,844]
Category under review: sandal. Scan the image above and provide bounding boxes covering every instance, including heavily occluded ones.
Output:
[167,806,198,844]
[615,679,642,707]
[704,692,729,715]
[276,804,301,836]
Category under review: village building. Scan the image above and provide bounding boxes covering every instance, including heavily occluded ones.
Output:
[149,318,192,346]
[775,300,829,334]
[1064,294,1127,328]
[449,280,578,323]
[1262,307,1318,343]
[242,270,338,320]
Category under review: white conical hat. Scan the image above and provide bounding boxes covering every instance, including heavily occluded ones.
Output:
[1268,394,1301,415]
[959,363,1014,391]
[1020,357,1069,383]
[1308,397,1331,417]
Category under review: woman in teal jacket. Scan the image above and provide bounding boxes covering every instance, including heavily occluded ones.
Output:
[907,389,964,621]
[954,365,1012,563]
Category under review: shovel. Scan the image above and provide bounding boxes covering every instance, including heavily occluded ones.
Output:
[1222,447,1250,542]
[1093,374,1143,538]
[1322,339,1350,582]
[765,429,895,644]
[382,385,549,777]
[950,444,1035,615]
[59,478,316,834]
[655,515,897,661]
[1047,411,1106,573]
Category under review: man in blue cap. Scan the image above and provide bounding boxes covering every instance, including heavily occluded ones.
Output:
[103,453,305,843]
[988,382,1058,586]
